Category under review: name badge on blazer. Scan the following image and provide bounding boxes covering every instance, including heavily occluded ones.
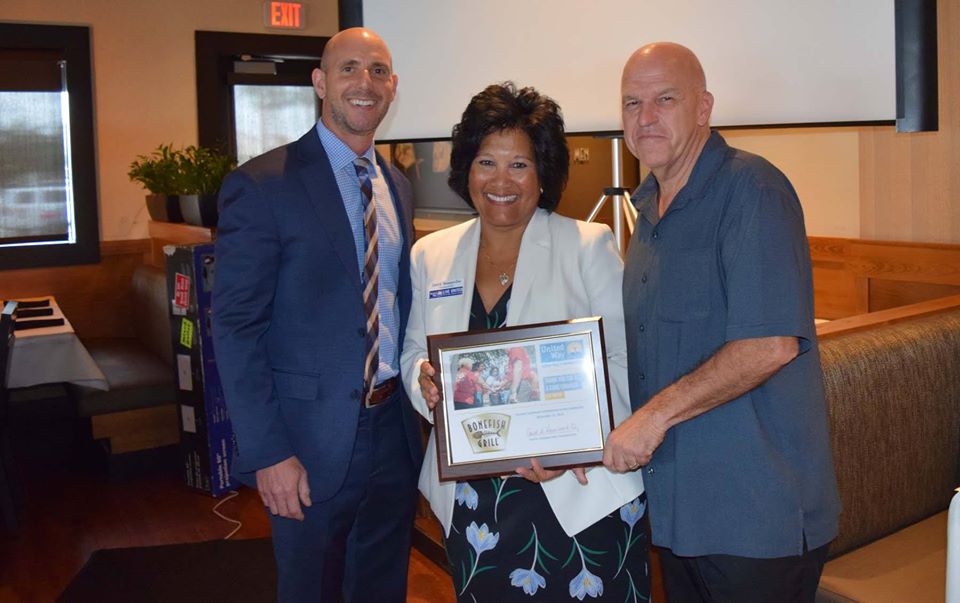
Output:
[428,279,464,300]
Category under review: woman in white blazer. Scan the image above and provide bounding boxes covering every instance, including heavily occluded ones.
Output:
[401,83,649,601]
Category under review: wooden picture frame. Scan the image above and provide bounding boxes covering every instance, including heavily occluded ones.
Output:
[427,317,613,481]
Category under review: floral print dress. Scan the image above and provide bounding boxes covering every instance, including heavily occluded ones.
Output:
[444,287,651,602]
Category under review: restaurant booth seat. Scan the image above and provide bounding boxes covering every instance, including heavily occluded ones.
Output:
[67,264,178,461]
[816,307,960,602]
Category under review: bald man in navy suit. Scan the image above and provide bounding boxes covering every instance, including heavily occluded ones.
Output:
[212,28,422,602]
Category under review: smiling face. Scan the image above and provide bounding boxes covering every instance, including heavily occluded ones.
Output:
[468,129,541,235]
[621,43,713,182]
[312,28,398,154]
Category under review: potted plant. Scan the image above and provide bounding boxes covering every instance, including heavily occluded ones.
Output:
[127,143,187,222]
[177,145,236,228]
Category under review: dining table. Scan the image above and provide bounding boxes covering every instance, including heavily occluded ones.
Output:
[4,296,108,391]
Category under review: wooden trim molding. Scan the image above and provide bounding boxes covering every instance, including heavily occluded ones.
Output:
[817,293,960,339]
[809,236,960,318]
[101,238,150,257]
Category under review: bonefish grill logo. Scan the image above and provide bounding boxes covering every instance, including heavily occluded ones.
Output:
[461,413,511,454]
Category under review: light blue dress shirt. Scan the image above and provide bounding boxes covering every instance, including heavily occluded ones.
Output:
[315,119,401,383]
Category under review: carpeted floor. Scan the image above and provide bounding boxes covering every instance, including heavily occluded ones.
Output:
[58,538,277,602]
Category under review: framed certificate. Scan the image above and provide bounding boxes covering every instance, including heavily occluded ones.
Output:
[427,317,613,481]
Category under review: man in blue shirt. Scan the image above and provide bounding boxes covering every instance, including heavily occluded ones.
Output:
[604,42,840,602]
[212,28,421,602]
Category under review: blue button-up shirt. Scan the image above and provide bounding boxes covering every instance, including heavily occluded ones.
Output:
[315,119,401,383]
[622,131,840,558]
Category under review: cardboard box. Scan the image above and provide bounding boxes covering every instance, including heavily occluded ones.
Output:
[165,243,236,497]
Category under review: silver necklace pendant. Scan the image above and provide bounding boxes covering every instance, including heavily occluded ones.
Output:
[498,272,510,286]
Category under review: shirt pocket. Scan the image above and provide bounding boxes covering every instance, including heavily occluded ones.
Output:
[656,248,713,322]
[272,369,321,401]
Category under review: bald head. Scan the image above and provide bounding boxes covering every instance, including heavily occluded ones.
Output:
[623,42,706,93]
[321,27,393,72]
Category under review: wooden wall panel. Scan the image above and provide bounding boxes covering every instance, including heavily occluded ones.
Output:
[844,239,960,286]
[0,239,150,339]
[868,279,960,312]
[858,0,960,244]
[809,236,960,319]
[146,221,214,267]
[811,262,865,319]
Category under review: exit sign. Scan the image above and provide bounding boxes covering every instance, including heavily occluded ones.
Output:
[263,1,305,30]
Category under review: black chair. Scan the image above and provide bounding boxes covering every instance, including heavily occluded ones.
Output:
[1,300,20,533]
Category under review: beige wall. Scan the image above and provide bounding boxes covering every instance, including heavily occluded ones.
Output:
[0,0,337,241]
[722,128,861,238]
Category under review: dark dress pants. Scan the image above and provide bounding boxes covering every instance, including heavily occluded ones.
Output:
[269,392,418,602]
[658,541,830,603]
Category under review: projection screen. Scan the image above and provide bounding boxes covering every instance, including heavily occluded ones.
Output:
[362,0,896,141]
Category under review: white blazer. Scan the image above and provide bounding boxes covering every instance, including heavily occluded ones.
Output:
[401,208,644,536]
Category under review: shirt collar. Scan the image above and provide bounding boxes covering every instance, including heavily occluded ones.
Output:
[314,118,376,173]
[681,129,729,200]
[632,173,661,225]
[631,129,730,222]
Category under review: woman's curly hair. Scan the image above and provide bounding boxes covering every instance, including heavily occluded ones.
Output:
[448,82,569,211]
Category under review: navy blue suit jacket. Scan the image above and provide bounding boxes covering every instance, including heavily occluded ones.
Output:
[212,128,422,500]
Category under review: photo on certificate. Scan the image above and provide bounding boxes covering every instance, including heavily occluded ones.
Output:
[427,317,614,481]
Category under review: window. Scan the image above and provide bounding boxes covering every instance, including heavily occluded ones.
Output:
[0,24,99,269]
[195,31,327,162]
[233,84,317,164]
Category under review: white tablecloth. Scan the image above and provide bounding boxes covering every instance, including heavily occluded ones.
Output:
[4,296,108,390]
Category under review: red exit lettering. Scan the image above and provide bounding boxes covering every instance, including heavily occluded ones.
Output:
[268,2,303,29]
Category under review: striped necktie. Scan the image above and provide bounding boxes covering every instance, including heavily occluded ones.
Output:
[354,157,380,402]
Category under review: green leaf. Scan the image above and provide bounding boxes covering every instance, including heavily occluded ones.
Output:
[127,142,235,195]
[537,557,552,575]
[538,542,559,561]
[562,542,577,568]
[516,531,536,555]
[579,544,606,556]
[498,489,521,503]
[474,565,496,576]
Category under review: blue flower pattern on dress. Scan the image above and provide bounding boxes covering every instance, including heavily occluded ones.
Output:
[510,567,547,596]
[615,497,646,578]
[509,522,550,596]
[456,482,479,510]
[453,488,648,600]
[458,521,500,595]
[467,521,500,555]
[567,537,604,600]
[619,497,645,529]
